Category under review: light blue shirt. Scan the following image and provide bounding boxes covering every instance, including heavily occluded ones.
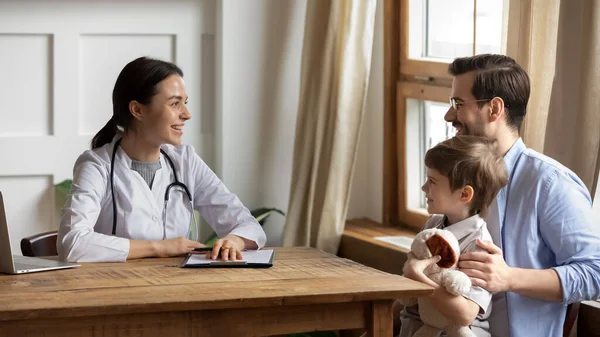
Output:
[485,138,600,337]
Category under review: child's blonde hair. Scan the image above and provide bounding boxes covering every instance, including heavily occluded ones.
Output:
[424,135,508,217]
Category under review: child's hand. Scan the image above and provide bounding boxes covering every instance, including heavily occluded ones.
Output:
[402,252,441,287]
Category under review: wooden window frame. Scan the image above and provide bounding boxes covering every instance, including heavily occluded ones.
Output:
[399,0,463,81]
[384,0,454,230]
[384,0,513,230]
[396,82,451,229]
[382,0,401,227]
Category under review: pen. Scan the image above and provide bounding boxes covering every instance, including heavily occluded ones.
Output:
[190,247,229,259]
[190,247,219,256]
[192,247,214,252]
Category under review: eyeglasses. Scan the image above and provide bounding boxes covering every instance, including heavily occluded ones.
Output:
[449,97,492,110]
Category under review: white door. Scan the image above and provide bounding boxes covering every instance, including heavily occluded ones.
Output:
[0,0,215,254]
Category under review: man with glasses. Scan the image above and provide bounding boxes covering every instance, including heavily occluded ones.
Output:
[400,54,600,337]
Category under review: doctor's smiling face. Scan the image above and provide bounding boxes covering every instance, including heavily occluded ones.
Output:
[91,57,188,160]
[131,74,191,147]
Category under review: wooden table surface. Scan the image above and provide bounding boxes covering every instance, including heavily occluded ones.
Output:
[0,247,432,337]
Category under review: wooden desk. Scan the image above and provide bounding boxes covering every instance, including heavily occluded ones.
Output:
[0,247,432,337]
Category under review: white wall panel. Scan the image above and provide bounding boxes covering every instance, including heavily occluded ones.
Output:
[0,0,213,255]
[0,34,52,137]
[0,176,55,256]
[78,34,175,136]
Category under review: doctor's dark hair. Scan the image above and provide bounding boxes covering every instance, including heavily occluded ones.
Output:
[424,136,508,217]
[91,57,184,149]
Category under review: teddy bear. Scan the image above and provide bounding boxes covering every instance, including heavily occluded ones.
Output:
[401,228,475,337]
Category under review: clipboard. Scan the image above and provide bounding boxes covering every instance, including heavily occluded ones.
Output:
[180,249,275,268]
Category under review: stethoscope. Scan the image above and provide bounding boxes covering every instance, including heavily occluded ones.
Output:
[110,138,199,241]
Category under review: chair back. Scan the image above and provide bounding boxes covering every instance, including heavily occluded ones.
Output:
[563,302,580,337]
[20,230,58,257]
[577,300,600,337]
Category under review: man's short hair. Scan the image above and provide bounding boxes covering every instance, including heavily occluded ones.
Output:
[448,54,530,131]
[425,135,508,217]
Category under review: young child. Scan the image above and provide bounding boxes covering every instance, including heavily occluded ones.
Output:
[399,135,508,337]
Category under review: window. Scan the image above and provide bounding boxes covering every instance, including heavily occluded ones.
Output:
[408,0,504,60]
[406,98,455,210]
[402,0,506,79]
[383,0,508,230]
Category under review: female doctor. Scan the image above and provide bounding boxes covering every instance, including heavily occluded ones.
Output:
[58,57,266,263]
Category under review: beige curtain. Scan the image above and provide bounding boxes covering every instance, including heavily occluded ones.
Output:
[282,0,377,253]
[507,0,600,196]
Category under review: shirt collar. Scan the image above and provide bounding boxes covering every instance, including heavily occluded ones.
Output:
[504,137,526,176]
[439,214,484,241]
[113,136,165,172]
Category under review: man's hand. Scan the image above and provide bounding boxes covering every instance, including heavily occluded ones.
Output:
[402,252,441,287]
[459,239,513,293]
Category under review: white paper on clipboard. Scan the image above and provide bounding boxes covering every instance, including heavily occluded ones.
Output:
[182,250,275,267]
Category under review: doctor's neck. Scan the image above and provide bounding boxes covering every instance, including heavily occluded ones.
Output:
[119,132,161,162]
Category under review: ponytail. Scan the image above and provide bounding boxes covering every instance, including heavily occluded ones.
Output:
[91,57,183,150]
[91,117,118,149]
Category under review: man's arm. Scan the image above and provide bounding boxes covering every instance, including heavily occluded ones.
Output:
[460,171,600,303]
[510,267,562,301]
[539,171,600,303]
[460,240,562,302]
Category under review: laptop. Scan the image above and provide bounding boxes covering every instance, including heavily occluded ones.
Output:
[0,191,79,274]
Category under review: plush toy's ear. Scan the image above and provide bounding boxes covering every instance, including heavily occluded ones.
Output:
[425,234,457,268]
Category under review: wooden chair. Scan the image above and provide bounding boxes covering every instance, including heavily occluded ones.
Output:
[20,230,58,257]
[578,300,600,337]
[564,302,580,337]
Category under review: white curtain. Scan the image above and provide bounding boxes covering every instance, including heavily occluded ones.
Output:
[282,0,377,253]
[508,0,600,195]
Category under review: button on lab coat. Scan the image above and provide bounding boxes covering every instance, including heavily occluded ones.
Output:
[58,137,266,262]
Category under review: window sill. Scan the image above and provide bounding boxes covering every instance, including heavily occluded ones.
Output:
[339,218,418,275]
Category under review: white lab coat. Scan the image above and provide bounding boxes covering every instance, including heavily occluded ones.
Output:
[58,136,266,262]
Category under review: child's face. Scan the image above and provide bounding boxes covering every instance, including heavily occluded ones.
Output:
[421,167,468,215]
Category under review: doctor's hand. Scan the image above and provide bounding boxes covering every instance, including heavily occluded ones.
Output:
[206,235,245,261]
[155,237,205,258]
[459,239,513,293]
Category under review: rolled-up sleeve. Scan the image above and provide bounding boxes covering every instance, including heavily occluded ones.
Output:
[190,149,266,248]
[541,170,600,304]
[58,153,130,263]
[463,284,493,314]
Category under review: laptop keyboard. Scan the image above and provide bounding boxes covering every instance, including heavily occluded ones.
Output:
[14,261,46,270]
[12,255,56,270]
